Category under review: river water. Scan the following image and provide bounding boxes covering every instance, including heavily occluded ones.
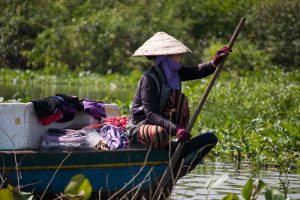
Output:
[172,161,300,200]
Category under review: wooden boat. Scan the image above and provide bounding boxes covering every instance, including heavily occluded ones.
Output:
[0,148,173,199]
[0,103,175,199]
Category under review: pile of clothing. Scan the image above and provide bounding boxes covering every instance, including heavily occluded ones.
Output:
[32,94,129,150]
[41,116,128,150]
[31,94,106,125]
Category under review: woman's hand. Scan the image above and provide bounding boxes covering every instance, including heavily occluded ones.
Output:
[212,46,231,67]
[176,128,191,142]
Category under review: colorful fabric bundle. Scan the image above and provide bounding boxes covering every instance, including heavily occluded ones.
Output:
[82,99,106,121]
[95,124,128,150]
[41,128,100,149]
[41,124,128,150]
[39,110,63,125]
[32,94,83,125]
[104,116,128,130]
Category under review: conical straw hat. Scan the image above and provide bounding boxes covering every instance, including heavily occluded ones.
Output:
[132,32,192,56]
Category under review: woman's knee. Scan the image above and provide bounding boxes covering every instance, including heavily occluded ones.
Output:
[201,132,218,145]
[138,125,169,148]
[197,132,219,146]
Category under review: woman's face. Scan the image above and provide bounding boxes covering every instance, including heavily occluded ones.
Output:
[170,54,183,64]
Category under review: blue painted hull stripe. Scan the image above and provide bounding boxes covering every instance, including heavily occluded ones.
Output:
[6,165,167,193]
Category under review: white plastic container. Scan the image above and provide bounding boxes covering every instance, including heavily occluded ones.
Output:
[0,102,120,150]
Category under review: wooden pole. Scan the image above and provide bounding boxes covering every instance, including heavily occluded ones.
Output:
[152,17,246,200]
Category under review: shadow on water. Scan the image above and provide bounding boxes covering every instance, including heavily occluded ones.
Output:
[172,161,300,200]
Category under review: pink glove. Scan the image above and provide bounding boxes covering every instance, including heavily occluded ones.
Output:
[212,46,231,66]
[176,128,191,142]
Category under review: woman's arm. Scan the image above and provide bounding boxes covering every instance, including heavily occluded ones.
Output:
[179,61,216,81]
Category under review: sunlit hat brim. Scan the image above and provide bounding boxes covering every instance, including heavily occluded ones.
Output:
[132,32,192,56]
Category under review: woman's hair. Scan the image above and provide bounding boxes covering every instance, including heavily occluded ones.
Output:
[146,56,156,60]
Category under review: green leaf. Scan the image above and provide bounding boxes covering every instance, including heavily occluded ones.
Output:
[205,174,229,190]
[0,184,14,200]
[222,193,240,200]
[265,187,285,200]
[252,179,266,199]
[64,174,92,200]
[242,179,253,200]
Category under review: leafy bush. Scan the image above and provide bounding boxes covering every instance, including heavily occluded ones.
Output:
[1,0,298,72]
[248,0,300,68]
[202,39,272,71]
[0,1,63,69]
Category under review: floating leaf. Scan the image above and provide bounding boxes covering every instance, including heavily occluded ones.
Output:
[64,174,92,200]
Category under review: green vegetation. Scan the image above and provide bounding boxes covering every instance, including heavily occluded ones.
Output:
[184,67,300,172]
[0,0,299,73]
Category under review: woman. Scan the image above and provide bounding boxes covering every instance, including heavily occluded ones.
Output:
[126,32,230,174]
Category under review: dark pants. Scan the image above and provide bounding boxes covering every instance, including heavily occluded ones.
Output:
[172,132,218,177]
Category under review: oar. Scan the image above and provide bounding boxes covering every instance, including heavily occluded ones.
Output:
[152,17,246,200]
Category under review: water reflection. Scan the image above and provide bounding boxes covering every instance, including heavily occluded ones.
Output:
[0,81,130,102]
[172,162,300,200]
